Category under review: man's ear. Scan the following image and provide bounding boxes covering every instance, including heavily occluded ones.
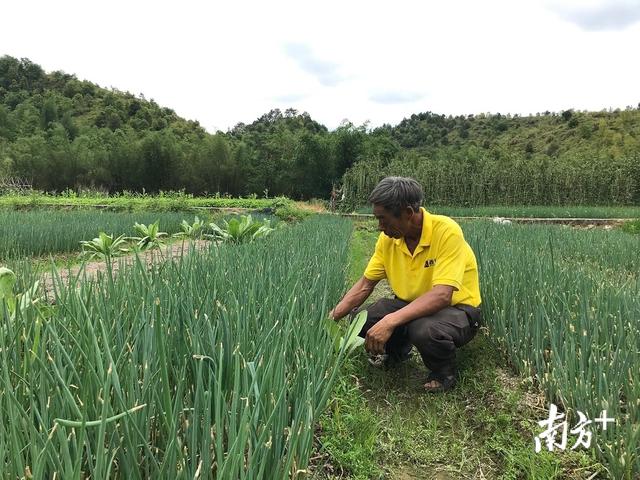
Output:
[405,205,416,218]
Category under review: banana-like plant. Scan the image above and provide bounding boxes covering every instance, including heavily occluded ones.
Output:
[128,220,167,251]
[80,232,128,260]
[324,310,367,355]
[0,267,16,313]
[206,215,274,244]
[172,216,205,240]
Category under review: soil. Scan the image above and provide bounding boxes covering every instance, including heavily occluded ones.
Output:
[40,239,209,297]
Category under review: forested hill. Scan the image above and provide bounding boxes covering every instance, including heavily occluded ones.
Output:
[0,56,354,198]
[380,108,640,158]
[343,109,640,207]
[343,105,640,206]
[1,55,639,205]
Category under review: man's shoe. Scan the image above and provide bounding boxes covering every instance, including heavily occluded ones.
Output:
[423,371,457,393]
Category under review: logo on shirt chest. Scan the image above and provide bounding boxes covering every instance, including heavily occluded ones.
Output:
[424,258,436,268]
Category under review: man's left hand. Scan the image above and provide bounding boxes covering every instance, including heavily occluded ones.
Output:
[365,317,395,355]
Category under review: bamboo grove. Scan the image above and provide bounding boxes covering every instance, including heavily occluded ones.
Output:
[341,147,640,210]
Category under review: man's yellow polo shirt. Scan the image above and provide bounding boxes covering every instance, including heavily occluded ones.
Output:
[363,208,481,307]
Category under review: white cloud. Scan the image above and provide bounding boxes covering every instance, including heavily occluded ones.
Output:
[283,43,346,87]
[273,92,310,103]
[545,0,640,31]
[369,91,426,104]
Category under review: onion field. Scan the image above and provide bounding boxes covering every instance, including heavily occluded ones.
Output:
[466,222,639,478]
[0,209,638,478]
[0,209,276,262]
[1,215,354,478]
[0,209,189,260]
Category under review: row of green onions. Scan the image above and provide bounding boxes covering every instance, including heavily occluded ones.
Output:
[0,215,353,478]
[465,223,639,478]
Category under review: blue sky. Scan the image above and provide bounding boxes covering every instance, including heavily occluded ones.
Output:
[2,0,639,132]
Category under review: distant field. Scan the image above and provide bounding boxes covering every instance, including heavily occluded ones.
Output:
[0,208,277,262]
[8,193,638,219]
[350,204,640,218]
[0,192,283,211]
[0,209,199,260]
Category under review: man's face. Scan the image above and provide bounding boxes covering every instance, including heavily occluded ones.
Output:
[373,204,413,239]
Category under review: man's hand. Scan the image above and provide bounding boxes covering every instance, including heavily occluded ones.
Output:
[329,276,378,322]
[329,307,358,322]
[365,317,395,355]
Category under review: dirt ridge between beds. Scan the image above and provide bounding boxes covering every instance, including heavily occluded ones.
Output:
[40,239,210,297]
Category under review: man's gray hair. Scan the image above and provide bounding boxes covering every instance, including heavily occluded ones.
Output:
[368,176,424,217]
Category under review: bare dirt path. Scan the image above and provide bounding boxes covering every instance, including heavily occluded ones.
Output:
[40,239,210,296]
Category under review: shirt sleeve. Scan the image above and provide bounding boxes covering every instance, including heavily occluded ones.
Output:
[363,234,387,281]
[431,232,466,291]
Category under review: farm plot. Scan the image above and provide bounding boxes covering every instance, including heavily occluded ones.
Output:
[0,209,190,260]
[0,208,275,264]
[0,215,354,479]
[0,192,282,211]
[466,222,640,478]
[349,205,640,219]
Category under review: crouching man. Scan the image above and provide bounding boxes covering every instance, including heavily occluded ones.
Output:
[330,176,482,393]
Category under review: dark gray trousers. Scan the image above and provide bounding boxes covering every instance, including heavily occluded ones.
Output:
[357,298,481,376]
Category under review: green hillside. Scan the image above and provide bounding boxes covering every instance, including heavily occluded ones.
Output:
[1,55,639,205]
[0,56,346,198]
[385,108,640,157]
[343,110,640,207]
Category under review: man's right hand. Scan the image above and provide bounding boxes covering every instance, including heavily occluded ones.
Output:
[329,276,378,322]
[330,307,360,322]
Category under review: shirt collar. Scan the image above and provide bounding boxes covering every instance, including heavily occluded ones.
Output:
[393,207,432,250]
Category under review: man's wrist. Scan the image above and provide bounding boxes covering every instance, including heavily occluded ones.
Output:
[384,311,404,328]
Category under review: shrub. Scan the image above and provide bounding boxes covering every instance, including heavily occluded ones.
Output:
[620,219,640,234]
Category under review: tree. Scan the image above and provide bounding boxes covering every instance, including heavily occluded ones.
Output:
[140,131,178,192]
[60,111,78,139]
[293,131,333,199]
[0,105,16,140]
[40,96,58,129]
[332,122,366,178]
[197,134,232,194]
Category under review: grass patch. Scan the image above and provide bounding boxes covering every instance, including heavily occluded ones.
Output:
[620,218,640,234]
[0,191,290,212]
[315,359,384,479]
[274,202,313,222]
